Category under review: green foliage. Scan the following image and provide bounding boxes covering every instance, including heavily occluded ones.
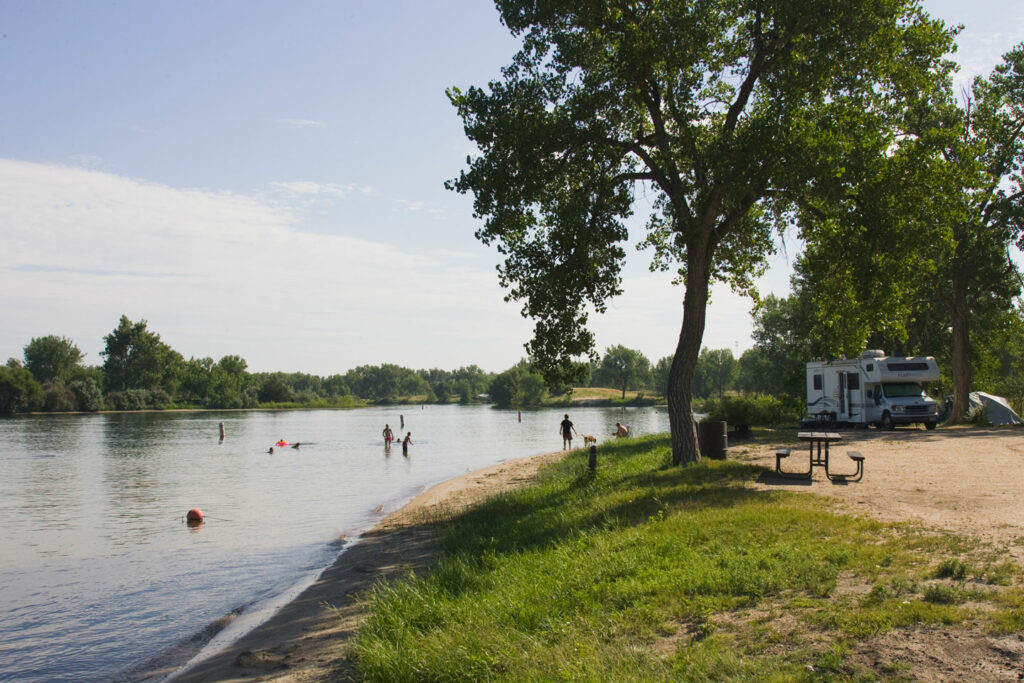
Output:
[694,348,738,399]
[0,364,44,413]
[922,583,964,605]
[43,383,77,412]
[23,335,84,385]
[258,374,296,404]
[519,373,547,406]
[745,295,811,398]
[488,360,550,408]
[69,378,104,412]
[702,394,804,427]
[795,43,1024,422]
[651,356,672,397]
[965,403,990,425]
[101,315,184,395]
[593,345,651,400]
[934,558,971,580]
[448,0,956,464]
[106,389,151,411]
[351,435,997,680]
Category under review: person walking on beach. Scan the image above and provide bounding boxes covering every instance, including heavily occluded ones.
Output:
[560,414,577,450]
[402,432,413,456]
[382,424,394,450]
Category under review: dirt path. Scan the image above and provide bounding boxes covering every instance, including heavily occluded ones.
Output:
[734,426,1024,559]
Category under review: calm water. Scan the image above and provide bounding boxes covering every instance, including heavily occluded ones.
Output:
[0,405,669,682]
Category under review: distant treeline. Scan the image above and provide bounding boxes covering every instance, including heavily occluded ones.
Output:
[0,316,498,414]
[0,316,689,415]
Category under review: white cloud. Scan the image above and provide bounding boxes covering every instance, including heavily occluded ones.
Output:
[0,159,530,373]
[266,180,355,201]
[67,154,105,169]
[278,118,326,128]
[0,159,778,374]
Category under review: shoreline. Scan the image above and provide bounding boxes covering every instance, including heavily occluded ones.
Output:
[151,448,568,682]
[135,425,1024,681]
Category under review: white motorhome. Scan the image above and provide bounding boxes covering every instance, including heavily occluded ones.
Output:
[804,350,940,430]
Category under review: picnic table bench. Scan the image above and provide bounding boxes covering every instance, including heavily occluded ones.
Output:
[775,431,864,482]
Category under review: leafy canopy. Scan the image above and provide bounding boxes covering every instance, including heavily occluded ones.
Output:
[448,0,957,387]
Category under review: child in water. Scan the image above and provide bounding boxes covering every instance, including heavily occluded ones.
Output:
[402,432,412,456]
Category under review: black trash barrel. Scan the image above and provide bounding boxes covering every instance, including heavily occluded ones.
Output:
[698,420,728,459]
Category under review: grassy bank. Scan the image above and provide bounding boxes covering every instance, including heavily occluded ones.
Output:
[350,435,1023,681]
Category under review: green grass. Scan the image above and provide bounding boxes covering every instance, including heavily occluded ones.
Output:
[349,434,1022,681]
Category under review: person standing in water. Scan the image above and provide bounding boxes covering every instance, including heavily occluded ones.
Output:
[560,414,577,450]
[382,424,394,450]
[402,432,412,456]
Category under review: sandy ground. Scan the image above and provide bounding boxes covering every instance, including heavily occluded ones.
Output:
[161,427,1024,682]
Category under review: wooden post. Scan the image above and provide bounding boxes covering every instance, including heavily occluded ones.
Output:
[588,445,597,471]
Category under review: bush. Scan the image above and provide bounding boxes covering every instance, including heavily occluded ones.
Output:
[702,394,803,426]
[107,389,150,411]
[43,383,77,412]
[147,388,172,409]
[70,378,104,411]
[965,403,990,426]
[0,365,44,414]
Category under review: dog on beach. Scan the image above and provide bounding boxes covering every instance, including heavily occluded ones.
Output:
[583,435,597,447]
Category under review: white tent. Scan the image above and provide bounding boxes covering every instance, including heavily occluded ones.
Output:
[968,391,1024,425]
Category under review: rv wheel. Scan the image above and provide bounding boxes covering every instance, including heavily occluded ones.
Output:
[881,412,895,430]
[925,421,937,431]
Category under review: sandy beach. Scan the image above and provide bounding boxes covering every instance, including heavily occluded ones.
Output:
[166,426,1024,682]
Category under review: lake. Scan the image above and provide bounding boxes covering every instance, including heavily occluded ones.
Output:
[0,404,669,682]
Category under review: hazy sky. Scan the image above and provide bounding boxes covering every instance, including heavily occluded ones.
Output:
[2,1,1022,375]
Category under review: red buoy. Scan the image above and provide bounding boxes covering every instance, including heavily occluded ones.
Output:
[186,508,204,522]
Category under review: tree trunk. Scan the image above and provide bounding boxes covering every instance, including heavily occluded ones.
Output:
[668,248,712,465]
[948,289,971,423]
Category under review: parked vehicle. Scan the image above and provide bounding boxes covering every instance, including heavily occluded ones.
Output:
[804,350,939,430]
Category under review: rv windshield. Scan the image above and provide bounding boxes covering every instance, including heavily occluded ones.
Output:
[882,383,925,398]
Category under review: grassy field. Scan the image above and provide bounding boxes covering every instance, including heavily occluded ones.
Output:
[350,434,1023,681]
[545,386,663,405]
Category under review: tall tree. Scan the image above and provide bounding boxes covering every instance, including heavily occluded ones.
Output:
[100,316,183,393]
[934,45,1024,421]
[0,361,44,414]
[795,44,1024,421]
[448,0,955,463]
[694,348,738,399]
[597,345,651,399]
[23,335,84,385]
[747,294,814,397]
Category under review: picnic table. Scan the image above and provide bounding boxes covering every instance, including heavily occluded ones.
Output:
[775,431,864,482]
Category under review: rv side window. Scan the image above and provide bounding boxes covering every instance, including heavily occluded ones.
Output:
[813,374,822,390]
[847,373,860,390]
[866,363,874,372]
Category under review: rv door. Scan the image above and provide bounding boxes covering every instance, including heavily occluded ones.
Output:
[846,372,860,422]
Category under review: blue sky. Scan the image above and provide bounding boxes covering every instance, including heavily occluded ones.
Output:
[2,1,1022,375]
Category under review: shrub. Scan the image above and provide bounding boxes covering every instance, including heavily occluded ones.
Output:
[965,403,990,425]
[69,378,104,411]
[702,394,803,426]
[923,583,962,605]
[43,383,77,412]
[934,558,971,581]
[107,389,150,411]
[147,388,172,409]
[0,365,45,414]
